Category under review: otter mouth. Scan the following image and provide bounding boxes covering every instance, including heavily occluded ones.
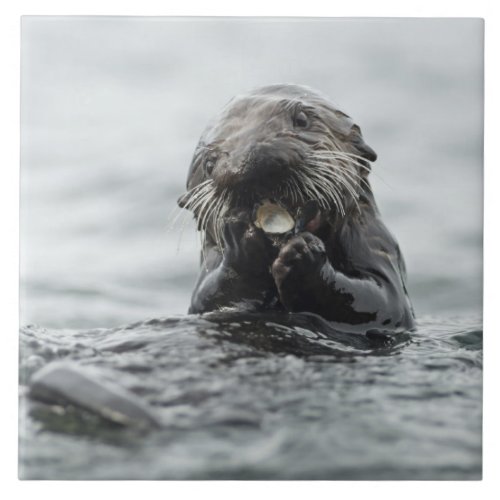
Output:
[177,179,328,245]
[252,198,322,236]
[219,180,325,231]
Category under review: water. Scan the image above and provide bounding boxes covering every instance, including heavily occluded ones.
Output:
[19,18,483,479]
[19,314,482,480]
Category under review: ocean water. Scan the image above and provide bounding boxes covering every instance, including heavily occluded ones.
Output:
[19,17,483,480]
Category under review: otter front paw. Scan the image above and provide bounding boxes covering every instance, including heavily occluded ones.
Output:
[271,232,327,307]
[222,211,275,275]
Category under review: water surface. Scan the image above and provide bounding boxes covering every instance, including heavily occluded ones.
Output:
[19,314,482,480]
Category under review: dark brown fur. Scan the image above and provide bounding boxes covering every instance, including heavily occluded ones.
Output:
[178,84,415,332]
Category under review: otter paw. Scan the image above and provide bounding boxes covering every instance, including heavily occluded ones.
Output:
[271,232,327,289]
[222,212,275,273]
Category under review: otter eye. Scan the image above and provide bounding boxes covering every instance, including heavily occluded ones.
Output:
[294,110,309,128]
[204,157,216,175]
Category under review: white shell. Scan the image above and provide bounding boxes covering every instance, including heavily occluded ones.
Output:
[254,201,295,234]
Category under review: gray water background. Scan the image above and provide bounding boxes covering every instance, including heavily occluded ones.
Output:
[19,17,483,480]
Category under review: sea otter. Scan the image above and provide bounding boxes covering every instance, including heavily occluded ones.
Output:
[178,84,415,332]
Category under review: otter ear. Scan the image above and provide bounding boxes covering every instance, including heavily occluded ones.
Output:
[349,125,377,162]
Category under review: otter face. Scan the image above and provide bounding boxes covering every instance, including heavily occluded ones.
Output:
[178,84,377,244]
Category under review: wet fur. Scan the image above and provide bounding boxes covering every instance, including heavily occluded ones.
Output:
[178,84,415,332]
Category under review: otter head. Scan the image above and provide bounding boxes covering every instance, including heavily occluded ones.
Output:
[178,84,377,244]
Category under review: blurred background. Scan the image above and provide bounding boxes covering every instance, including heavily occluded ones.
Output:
[20,17,483,329]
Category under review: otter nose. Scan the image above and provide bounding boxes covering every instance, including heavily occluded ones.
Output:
[241,142,290,181]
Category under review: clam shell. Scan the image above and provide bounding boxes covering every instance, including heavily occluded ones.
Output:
[254,201,295,234]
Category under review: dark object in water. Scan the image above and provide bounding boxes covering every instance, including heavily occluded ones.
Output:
[178,84,415,333]
[29,362,162,429]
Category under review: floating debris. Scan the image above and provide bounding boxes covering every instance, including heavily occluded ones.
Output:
[29,362,162,429]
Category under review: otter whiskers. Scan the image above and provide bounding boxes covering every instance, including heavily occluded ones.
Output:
[175,179,231,259]
[299,148,374,215]
[174,147,370,262]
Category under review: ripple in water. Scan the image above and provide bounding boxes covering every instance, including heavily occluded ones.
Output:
[19,313,482,480]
